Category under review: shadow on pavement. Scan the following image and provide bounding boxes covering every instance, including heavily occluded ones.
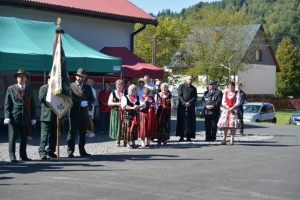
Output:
[0,153,212,177]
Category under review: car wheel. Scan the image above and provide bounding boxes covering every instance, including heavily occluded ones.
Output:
[255,119,260,122]
[272,117,277,123]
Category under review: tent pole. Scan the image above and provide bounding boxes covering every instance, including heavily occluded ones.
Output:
[44,71,46,84]
[102,76,104,89]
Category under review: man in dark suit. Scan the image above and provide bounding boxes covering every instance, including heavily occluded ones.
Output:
[236,81,246,135]
[38,72,57,160]
[67,68,95,157]
[4,69,36,162]
[176,76,197,141]
[202,80,223,142]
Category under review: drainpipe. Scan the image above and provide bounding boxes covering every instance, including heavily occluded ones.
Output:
[130,23,146,52]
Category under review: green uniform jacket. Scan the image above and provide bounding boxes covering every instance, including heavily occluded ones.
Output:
[70,82,95,118]
[4,84,36,126]
[39,84,56,122]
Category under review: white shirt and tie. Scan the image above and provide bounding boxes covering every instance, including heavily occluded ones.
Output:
[76,82,83,89]
[19,84,25,91]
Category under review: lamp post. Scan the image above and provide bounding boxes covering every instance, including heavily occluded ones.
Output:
[221,54,233,82]
[221,64,230,81]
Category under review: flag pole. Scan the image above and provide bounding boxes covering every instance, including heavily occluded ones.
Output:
[47,17,72,159]
[57,116,60,159]
[56,17,61,160]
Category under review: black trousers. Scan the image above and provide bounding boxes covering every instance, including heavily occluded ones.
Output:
[8,124,29,160]
[99,112,110,133]
[67,117,88,154]
[238,109,244,133]
[39,121,57,156]
[204,115,219,141]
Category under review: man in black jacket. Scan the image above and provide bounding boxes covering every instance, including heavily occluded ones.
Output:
[202,80,223,142]
[176,76,197,141]
[236,81,246,135]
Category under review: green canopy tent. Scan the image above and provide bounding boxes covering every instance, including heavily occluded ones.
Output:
[0,16,122,73]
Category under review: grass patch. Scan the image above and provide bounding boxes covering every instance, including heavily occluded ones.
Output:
[276,110,295,125]
[173,110,296,125]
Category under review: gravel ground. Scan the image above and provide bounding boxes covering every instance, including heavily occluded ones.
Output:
[0,130,273,162]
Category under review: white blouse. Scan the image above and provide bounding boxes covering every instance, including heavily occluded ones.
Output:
[108,89,125,104]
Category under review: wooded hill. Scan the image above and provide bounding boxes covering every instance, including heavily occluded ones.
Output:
[155,0,300,53]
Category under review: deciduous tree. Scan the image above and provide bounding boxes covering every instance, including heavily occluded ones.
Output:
[134,16,191,82]
[171,5,259,88]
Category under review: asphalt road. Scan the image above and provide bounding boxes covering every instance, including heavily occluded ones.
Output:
[1,121,300,200]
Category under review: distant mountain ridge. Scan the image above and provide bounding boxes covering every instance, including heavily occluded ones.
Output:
[156,0,300,52]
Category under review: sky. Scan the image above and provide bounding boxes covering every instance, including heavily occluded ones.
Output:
[129,0,220,15]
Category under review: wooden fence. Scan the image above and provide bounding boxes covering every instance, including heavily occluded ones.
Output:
[246,97,300,110]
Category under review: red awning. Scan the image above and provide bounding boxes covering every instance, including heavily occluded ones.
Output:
[100,47,164,79]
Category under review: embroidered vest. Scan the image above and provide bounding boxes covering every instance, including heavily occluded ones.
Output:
[124,95,140,119]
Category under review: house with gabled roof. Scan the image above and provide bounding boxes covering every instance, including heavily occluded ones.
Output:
[168,24,280,96]
[236,24,280,96]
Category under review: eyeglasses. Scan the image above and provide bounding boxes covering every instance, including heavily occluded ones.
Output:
[156,85,161,86]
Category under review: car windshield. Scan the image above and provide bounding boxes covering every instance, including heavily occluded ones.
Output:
[243,105,261,113]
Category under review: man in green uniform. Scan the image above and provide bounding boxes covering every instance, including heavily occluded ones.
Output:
[38,72,57,160]
[67,68,95,157]
[4,69,36,162]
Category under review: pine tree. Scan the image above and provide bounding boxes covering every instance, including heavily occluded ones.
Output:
[275,38,300,97]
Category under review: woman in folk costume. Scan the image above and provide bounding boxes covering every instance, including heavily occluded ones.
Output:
[121,84,144,148]
[218,80,241,145]
[108,79,126,147]
[138,87,157,148]
[155,83,175,145]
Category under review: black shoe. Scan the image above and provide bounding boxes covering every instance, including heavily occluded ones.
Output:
[186,138,192,141]
[47,152,57,159]
[205,138,211,142]
[11,159,18,163]
[80,152,91,157]
[179,137,184,142]
[21,157,32,161]
[68,153,75,158]
[40,155,48,160]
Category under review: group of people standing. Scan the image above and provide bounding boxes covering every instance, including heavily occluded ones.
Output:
[3,68,245,162]
[175,76,246,146]
[4,68,95,162]
[108,76,174,148]
[202,80,246,145]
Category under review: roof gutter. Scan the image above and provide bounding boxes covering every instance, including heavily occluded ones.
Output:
[130,23,146,52]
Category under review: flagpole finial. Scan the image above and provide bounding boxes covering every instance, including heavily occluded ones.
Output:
[57,17,62,30]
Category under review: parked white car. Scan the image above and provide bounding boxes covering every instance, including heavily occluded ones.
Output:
[289,110,300,125]
[243,102,277,123]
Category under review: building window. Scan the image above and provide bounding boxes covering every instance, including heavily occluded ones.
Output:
[255,50,262,61]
